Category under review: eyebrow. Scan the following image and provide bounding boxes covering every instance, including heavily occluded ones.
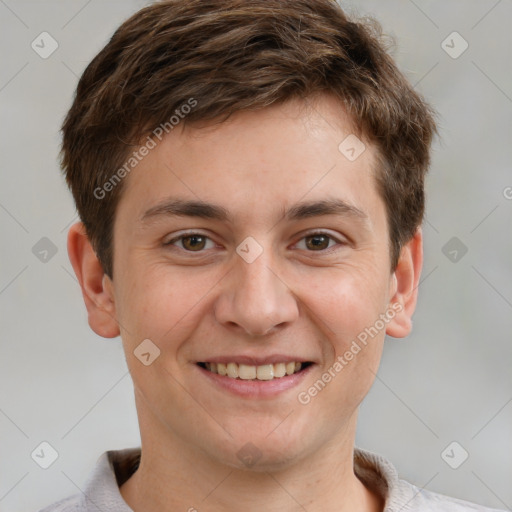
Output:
[285,198,367,222]
[141,199,230,222]
[140,197,368,224]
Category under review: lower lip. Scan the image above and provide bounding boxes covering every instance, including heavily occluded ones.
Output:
[195,364,314,398]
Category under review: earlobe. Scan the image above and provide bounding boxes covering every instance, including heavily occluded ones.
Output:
[67,222,120,339]
[385,228,423,339]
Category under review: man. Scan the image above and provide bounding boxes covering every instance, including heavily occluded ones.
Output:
[41,0,504,510]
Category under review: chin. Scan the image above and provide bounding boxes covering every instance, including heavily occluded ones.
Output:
[210,429,310,473]
[225,446,302,473]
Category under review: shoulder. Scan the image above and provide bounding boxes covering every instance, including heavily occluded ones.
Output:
[397,480,507,512]
[38,494,83,512]
[354,448,506,512]
[36,449,138,512]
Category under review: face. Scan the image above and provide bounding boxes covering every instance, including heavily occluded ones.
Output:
[100,95,411,470]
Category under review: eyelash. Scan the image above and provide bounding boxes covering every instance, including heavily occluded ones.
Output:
[164,231,346,254]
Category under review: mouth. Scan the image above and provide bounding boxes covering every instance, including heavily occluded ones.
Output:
[195,358,314,398]
[197,361,313,381]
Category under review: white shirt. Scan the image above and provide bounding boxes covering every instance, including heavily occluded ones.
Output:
[39,447,506,511]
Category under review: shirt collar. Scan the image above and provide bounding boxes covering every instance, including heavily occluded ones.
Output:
[79,446,416,511]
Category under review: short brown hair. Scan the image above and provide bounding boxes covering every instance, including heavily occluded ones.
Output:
[61,0,436,278]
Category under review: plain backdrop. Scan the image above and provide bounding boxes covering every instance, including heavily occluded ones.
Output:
[0,1,511,511]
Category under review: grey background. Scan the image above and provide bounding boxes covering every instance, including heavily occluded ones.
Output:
[0,0,511,510]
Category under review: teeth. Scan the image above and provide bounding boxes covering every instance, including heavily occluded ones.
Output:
[286,362,296,375]
[238,364,257,380]
[256,364,274,381]
[227,362,238,378]
[273,363,286,378]
[202,361,305,380]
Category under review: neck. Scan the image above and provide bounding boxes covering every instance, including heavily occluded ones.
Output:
[121,396,383,512]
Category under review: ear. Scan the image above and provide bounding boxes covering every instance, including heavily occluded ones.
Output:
[385,228,423,338]
[67,222,120,338]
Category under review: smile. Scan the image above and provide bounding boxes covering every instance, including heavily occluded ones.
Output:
[198,361,312,381]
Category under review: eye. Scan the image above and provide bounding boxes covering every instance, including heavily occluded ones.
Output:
[294,232,343,251]
[165,233,216,252]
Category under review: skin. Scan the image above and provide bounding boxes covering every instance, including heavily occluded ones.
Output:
[68,95,422,512]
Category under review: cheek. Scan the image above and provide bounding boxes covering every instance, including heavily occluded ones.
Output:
[297,274,387,415]
[115,260,240,364]
[114,263,208,342]
[294,264,389,406]
[296,265,389,347]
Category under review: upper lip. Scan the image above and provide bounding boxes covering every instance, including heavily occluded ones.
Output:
[198,355,314,366]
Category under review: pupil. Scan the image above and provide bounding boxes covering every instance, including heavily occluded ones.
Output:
[184,235,205,250]
[307,235,329,250]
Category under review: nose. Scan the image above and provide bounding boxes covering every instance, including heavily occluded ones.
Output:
[213,249,299,337]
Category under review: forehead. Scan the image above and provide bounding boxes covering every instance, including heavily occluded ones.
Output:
[117,95,383,229]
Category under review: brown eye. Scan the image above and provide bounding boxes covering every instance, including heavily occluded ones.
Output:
[165,232,216,252]
[181,235,207,251]
[305,234,331,250]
